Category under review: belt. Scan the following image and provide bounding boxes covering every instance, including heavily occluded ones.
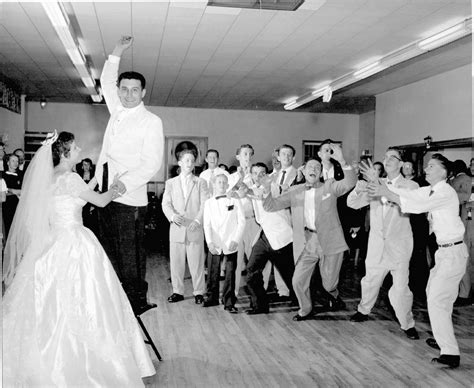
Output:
[438,240,463,248]
[304,227,317,234]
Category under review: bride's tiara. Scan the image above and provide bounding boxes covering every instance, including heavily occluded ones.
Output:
[42,130,59,146]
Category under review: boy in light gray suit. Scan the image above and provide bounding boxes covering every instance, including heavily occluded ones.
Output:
[162,150,209,304]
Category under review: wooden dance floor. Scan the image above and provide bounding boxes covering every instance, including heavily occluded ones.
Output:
[141,250,473,387]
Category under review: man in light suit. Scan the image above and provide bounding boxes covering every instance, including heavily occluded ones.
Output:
[263,144,298,300]
[263,144,356,320]
[347,147,420,340]
[162,150,209,304]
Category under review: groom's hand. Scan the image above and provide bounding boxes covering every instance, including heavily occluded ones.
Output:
[112,36,133,57]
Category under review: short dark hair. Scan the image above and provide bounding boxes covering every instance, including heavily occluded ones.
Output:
[431,153,451,176]
[278,144,296,157]
[235,144,254,156]
[251,162,268,174]
[318,139,334,152]
[206,149,219,158]
[373,161,385,176]
[13,148,24,155]
[52,131,75,167]
[118,71,146,89]
[451,159,468,176]
[178,149,196,161]
[6,153,18,163]
[386,147,406,162]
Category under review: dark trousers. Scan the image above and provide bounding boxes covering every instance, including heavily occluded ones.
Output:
[98,202,148,307]
[207,252,237,308]
[246,232,295,310]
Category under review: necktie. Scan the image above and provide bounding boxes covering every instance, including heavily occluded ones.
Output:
[102,162,108,192]
[429,190,434,196]
[279,170,286,194]
[305,183,318,190]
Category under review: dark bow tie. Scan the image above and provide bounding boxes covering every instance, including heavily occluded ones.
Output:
[387,181,393,185]
[305,184,318,190]
[215,195,227,200]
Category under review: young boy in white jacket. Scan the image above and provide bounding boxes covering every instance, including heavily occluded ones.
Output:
[203,174,245,313]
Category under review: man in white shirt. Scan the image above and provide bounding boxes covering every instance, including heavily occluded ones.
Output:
[96,36,164,314]
[244,163,296,315]
[368,153,467,368]
[199,149,229,196]
[348,148,420,341]
[263,144,298,301]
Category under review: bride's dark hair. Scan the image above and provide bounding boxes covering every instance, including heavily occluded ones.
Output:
[52,131,75,166]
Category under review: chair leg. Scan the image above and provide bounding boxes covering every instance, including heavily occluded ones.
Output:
[136,315,162,361]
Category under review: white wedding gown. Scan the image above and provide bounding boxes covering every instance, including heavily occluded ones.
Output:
[2,172,155,387]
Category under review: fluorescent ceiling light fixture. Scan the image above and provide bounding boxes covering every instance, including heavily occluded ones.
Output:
[207,0,305,11]
[42,1,98,97]
[81,76,95,88]
[41,1,69,28]
[353,61,381,78]
[282,17,471,110]
[66,47,86,66]
[418,19,472,51]
[311,86,329,97]
[284,100,298,110]
[91,94,102,103]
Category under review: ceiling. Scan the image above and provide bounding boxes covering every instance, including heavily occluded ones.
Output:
[0,0,471,112]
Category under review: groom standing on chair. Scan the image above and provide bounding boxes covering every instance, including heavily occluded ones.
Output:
[96,36,164,314]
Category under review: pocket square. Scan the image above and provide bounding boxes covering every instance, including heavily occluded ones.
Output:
[322,193,331,200]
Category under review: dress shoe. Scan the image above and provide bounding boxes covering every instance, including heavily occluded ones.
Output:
[403,327,419,340]
[203,299,219,307]
[133,302,157,315]
[195,294,204,304]
[327,296,346,311]
[224,306,238,314]
[426,338,440,350]
[431,354,460,368]
[350,311,368,322]
[245,307,269,315]
[293,313,311,321]
[167,293,184,303]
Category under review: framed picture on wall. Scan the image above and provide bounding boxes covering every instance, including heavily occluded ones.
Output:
[165,136,208,179]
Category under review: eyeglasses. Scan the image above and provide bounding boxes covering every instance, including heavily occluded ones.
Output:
[383,155,402,162]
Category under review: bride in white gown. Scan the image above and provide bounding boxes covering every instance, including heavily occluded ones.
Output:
[2,131,155,387]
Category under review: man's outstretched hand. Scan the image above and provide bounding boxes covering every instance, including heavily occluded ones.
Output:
[112,36,133,57]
